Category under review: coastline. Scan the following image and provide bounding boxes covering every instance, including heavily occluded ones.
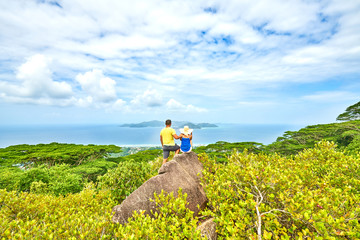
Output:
[0,123,304,149]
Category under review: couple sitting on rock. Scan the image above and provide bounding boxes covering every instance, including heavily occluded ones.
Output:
[160,119,193,165]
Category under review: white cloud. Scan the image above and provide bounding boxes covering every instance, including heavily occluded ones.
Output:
[80,34,172,59]
[0,0,359,124]
[0,54,74,105]
[16,54,73,99]
[166,98,207,113]
[75,69,117,103]
[2,0,359,89]
[130,89,163,107]
[76,96,93,108]
[113,99,127,110]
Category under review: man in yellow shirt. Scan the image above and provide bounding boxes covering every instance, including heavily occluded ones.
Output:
[160,119,180,165]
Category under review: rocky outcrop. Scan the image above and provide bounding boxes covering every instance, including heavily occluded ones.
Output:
[197,218,217,240]
[112,151,207,224]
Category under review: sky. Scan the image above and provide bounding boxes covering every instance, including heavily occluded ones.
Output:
[0,0,359,125]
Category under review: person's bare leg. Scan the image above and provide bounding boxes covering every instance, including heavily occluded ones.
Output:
[175,149,180,155]
[162,158,168,165]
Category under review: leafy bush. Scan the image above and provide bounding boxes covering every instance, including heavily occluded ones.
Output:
[69,159,118,182]
[30,181,49,194]
[18,165,50,192]
[0,187,203,239]
[344,135,360,154]
[0,168,21,191]
[18,164,84,196]
[0,186,116,239]
[200,141,360,239]
[97,156,162,203]
[46,170,84,196]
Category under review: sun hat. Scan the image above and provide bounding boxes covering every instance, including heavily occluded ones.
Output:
[180,126,193,135]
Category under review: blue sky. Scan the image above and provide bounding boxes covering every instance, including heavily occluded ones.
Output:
[0,0,359,125]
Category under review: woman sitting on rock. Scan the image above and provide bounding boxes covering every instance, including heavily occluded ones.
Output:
[179,126,193,153]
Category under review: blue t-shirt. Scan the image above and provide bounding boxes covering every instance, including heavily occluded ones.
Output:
[180,137,191,152]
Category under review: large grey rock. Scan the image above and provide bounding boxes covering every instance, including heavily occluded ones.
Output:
[112,151,207,224]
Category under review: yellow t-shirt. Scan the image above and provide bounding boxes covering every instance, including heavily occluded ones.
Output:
[160,127,176,145]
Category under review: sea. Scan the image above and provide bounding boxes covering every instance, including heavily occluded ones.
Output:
[0,124,304,148]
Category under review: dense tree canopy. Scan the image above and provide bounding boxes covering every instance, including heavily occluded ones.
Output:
[337,101,360,121]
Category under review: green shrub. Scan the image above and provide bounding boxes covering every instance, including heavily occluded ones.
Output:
[0,187,203,239]
[97,159,156,203]
[47,172,84,196]
[200,141,360,239]
[30,181,49,194]
[345,135,360,154]
[0,168,21,191]
[69,159,118,182]
[17,164,84,196]
[0,187,116,239]
[18,165,50,192]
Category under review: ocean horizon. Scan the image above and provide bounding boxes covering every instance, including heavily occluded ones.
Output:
[0,123,304,148]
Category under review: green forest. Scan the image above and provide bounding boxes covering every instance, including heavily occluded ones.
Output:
[1,120,360,239]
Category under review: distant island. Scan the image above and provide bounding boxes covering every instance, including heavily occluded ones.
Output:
[119,120,218,129]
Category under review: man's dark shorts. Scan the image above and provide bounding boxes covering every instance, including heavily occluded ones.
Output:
[163,144,180,159]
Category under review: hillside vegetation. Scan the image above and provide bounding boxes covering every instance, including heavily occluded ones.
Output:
[0,143,161,196]
[1,120,360,239]
[194,120,360,157]
[265,120,360,155]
